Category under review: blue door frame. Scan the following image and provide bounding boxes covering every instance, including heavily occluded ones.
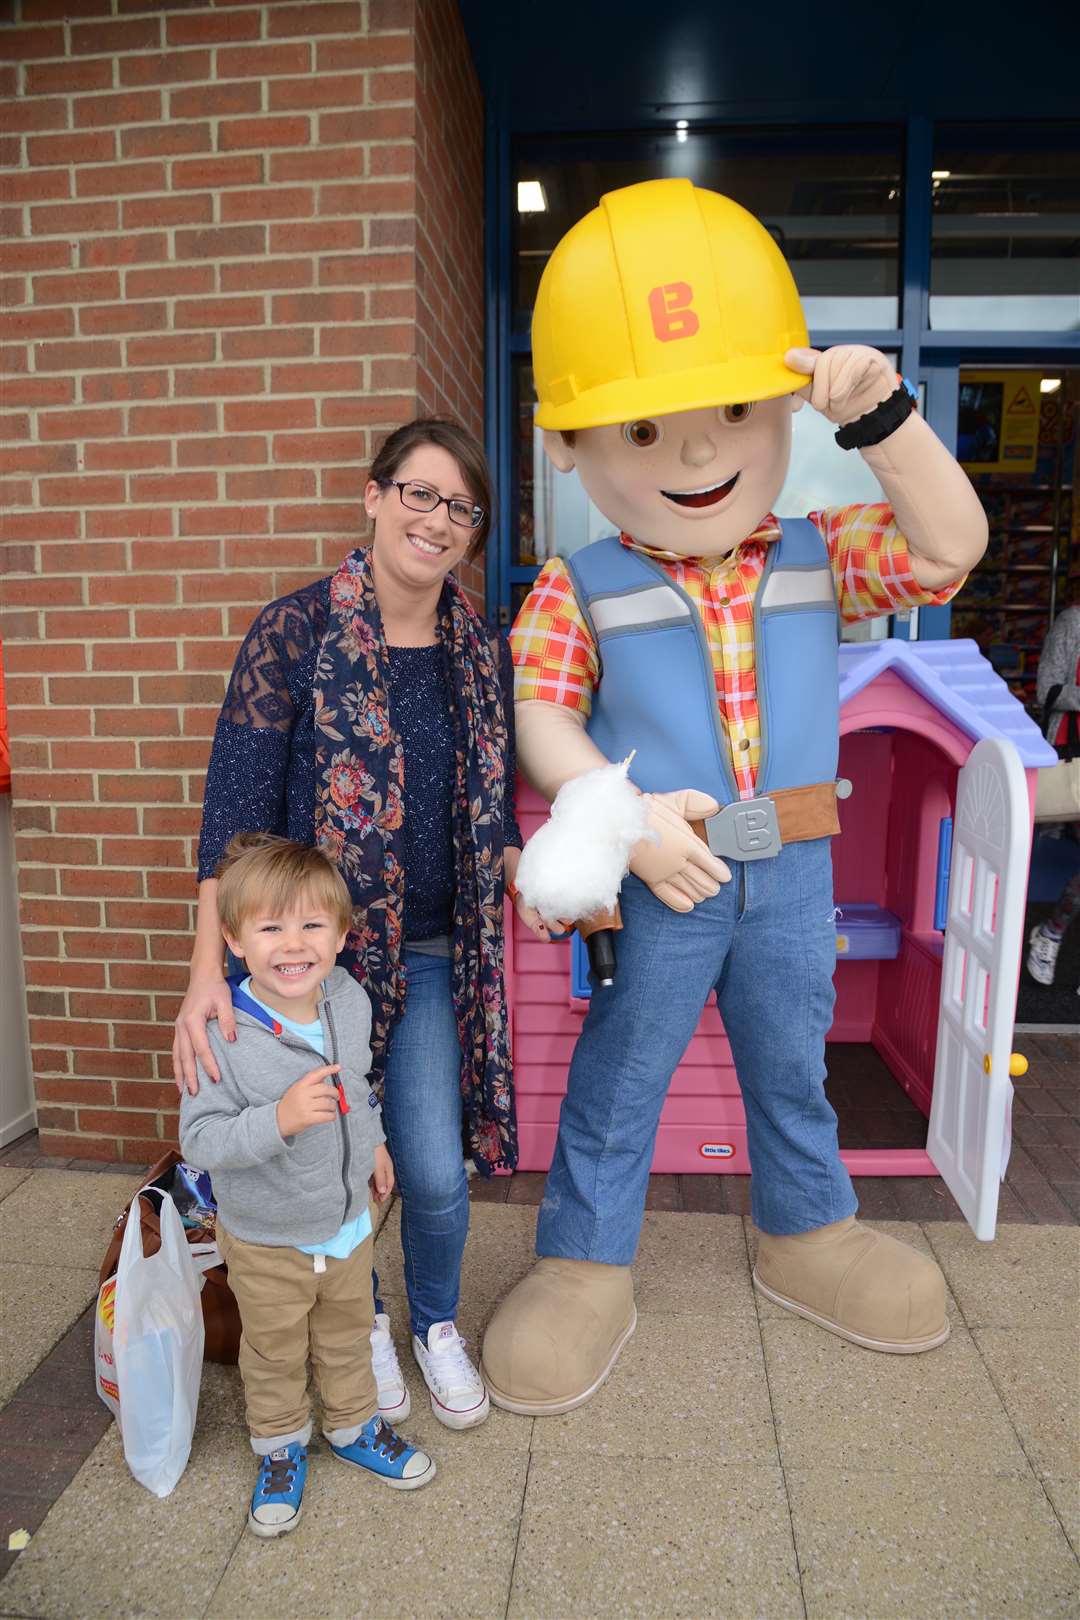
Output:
[484,113,1080,635]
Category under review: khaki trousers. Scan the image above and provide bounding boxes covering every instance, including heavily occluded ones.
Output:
[218,1222,377,1446]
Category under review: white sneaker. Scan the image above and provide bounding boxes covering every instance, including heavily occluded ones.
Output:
[370,1313,411,1424]
[412,1321,490,1430]
[1027,924,1062,986]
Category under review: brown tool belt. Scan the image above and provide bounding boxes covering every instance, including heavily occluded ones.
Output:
[691,780,841,850]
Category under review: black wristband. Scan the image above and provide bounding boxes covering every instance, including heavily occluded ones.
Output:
[834,382,915,451]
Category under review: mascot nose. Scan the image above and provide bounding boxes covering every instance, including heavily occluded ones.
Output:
[681,434,717,468]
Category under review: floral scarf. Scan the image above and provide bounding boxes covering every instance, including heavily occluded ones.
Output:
[312,546,517,1173]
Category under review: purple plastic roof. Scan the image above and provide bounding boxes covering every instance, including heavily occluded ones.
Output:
[837,637,1057,768]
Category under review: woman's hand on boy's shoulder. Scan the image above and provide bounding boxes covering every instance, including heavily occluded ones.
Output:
[172,974,237,1096]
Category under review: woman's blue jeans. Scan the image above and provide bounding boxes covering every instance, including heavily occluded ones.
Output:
[374,949,469,1339]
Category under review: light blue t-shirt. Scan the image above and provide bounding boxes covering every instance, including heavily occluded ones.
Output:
[241,978,372,1257]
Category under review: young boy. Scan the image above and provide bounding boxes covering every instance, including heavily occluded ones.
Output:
[180,834,435,1538]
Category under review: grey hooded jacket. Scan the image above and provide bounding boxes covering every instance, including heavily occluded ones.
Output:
[179,967,384,1246]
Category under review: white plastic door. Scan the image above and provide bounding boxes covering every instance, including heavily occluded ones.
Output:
[927,737,1030,1240]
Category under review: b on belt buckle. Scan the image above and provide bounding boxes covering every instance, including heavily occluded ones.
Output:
[704,796,782,862]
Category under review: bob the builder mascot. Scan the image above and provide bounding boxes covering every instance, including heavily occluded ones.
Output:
[480,178,988,1416]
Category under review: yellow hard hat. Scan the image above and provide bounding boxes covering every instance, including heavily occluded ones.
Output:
[532,178,810,432]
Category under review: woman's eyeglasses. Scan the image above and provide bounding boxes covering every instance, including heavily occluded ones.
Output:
[377,479,485,531]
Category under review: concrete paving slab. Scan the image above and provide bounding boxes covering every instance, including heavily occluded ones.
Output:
[787,1466,1080,1619]
[508,1456,801,1620]
[0,1167,32,1204]
[633,1210,757,1320]
[0,1423,249,1620]
[744,1218,963,1326]
[761,1316,1027,1475]
[196,1359,247,1432]
[374,1200,540,1308]
[0,1263,99,1406]
[973,1328,1080,1476]
[925,1221,1080,1332]
[0,1168,142,1272]
[207,1445,528,1620]
[528,1312,778,1465]
[1043,1476,1080,1561]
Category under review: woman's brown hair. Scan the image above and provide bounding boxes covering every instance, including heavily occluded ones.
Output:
[370,416,495,561]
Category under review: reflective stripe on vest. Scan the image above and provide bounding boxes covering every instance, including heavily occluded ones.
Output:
[566,522,840,803]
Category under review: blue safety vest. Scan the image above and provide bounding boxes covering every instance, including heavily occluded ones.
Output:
[565,520,840,805]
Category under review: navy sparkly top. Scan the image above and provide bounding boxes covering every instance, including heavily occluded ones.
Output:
[197,575,523,942]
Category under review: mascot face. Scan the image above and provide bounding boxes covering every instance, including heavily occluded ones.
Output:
[542,394,801,559]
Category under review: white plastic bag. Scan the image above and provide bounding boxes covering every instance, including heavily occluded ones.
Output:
[98,1185,205,1498]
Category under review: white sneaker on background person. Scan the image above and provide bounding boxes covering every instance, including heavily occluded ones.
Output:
[412,1320,490,1429]
[1027,923,1063,986]
[370,1312,411,1424]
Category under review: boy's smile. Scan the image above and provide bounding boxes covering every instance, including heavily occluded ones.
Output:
[224,897,347,1023]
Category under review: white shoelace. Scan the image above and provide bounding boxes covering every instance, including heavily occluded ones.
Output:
[371,1331,403,1385]
[427,1331,482,1397]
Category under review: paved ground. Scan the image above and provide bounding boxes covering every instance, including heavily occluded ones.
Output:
[0,1175,1077,1617]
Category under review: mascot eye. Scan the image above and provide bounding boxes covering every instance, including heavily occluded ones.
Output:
[722,403,753,424]
[623,419,662,448]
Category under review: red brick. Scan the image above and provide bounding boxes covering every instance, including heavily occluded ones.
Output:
[71,989,153,1021]
[269,219,366,253]
[128,472,218,503]
[88,573,178,605]
[167,10,261,45]
[31,200,119,237]
[267,74,366,112]
[225,535,318,569]
[125,264,215,299]
[75,1049,153,1081]
[143,807,201,837]
[225,468,316,500]
[62,869,144,901]
[43,609,130,642]
[170,82,262,120]
[18,834,98,868]
[119,51,212,89]
[101,835,187,868]
[172,154,263,190]
[70,15,160,54]
[74,90,163,129]
[128,401,217,436]
[29,1016,109,1050]
[269,359,364,393]
[122,122,213,159]
[317,34,411,70]
[134,606,222,638]
[269,147,365,183]
[0,442,77,475]
[174,223,265,260]
[33,337,122,371]
[144,838,201,870]
[37,405,123,440]
[37,1105,78,1132]
[273,430,366,463]
[274,503,365,534]
[82,371,170,404]
[38,474,127,506]
[23,57,113,95]
[0,24,66,60]
[141,671,223,705]
[17,706,94,740]
[123,192,213,229]
[76,161,167,199]
[32,269,122,307]
[0,306,74,341]
[106,896,189,925]
[173,364,266,397]
[267,3,364,37]
[219,257,313,293]
[220,328,313,361]
[37,541,124,574]
[320,107,413,144]
[27,130,116,166]
[51,673,133,704]
[0,479,34,508]
[92,639,178,671]
[224,398,317,432]
[39,1131,116,1162]
[220,187,315,223]
[112,963,188,994]
[179,507,268,538]
[56,807,139,836]
[79,232,169,268]
[320,181,413,217]
[37,1079,114,1107]
[320,253,412,287]
[96,708,180,740]
[99,777,185,807]
[3,635,84,669]
[79,1108,164,1137]
[214,42,312,79]
[175,435,266,468]
[219,115,310,151]
[0,240,72,273]
[83,440,172,472]
[65,928,147,959]
[126,332,215,366]
[174,295,264,329]
[116,1080,184,1108]
[79,299,168,334]
[54,740,137,770]
[371,69,416,103]
[85,507,174,538]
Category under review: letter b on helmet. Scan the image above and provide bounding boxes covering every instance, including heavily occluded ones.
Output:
[648,282,699,343]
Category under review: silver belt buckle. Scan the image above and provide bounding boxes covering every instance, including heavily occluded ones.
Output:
[704,796,782,862]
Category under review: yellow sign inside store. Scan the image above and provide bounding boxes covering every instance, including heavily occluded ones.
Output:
[958,371,1041,474]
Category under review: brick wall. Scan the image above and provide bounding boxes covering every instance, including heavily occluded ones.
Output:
[0,0,485,1162]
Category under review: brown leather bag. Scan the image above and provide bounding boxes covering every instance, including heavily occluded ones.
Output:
[99,1148,241,1365]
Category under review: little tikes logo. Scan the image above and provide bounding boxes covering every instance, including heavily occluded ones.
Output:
[699,1142,735,1160]
[648,282,699,343]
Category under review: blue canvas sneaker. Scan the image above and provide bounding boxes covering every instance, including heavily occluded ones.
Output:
[248,1442,307,1538]
[329,1415,436,1490]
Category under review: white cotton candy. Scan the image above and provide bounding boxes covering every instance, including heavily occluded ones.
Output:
[515,756,652,921]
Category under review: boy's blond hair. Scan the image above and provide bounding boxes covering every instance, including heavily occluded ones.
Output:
[215,833,353,939]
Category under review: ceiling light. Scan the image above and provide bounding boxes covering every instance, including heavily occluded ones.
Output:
[675,119,689,143]
[931,169,951,179]
[517,180,547,214]
[1040,377,1062,394]
[675,119,688,129]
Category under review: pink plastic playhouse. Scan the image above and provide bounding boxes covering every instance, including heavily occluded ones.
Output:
[507,639,1057,1236]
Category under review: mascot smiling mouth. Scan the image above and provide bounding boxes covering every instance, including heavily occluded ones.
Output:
[661,472,740,508]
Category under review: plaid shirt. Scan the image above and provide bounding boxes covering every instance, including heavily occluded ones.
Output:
[510,505,965,799]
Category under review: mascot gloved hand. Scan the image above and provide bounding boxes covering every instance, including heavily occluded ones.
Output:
[482,180,986,1417]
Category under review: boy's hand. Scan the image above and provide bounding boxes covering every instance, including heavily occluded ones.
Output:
[372,1144,395,1203]
[276,1065,341,1137]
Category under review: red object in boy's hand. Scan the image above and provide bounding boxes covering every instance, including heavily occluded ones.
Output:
[336,1082,350,1115]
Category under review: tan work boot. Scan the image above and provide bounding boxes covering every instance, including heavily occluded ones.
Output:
[481,1257,636,1415]
[753,1217,949,1353]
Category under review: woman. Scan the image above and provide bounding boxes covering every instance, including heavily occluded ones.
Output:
[174,417,546,1430]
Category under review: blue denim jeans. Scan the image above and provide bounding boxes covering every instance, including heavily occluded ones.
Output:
[376,949,469,1339]
[537,838,857,1264]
